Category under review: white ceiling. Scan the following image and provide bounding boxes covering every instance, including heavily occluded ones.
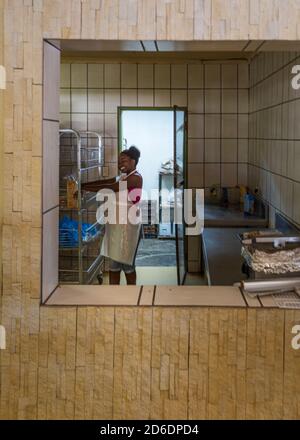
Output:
[49,39,300,53]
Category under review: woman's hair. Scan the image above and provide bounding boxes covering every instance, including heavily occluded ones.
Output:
[121,146,141,165]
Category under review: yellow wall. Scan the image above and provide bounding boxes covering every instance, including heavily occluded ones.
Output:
[1,0,300,420]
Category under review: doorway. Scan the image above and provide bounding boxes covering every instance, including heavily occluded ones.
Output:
[118,107,187,285]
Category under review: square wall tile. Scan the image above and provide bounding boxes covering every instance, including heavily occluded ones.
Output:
[155,64,170,88]
[138,64,153,88]
[222,114,237,138]
[61,64,70,87]
[238,63,249,88]
[222,89,237,113]
[280,178,294,219]
[71,89,87,113]
[87,113,104,132]
[188,64,204,88]
[205,163,220,187]
[171,64,187,88]
[205,64,220,88]
[238,164,248,185]
[188,114,204,138]
[222,64,237,88]
[188,139,204,163]
[188,163,204,187]
[221,164,237,187]
[71,63,87,88]
[60,113,71,128]
[171,89,187,107]
[238,139,248,162]
[205,114,220,138]
[154,89,171,106]
[88,89,104,113]
[104,64,120,88]
[121,64,137,88]
[104,89,120,113]
[72,113,88,131]
[205,139,220,162]
[121,89,138,106]
[88,64,104,88]
[221,139,237,163]
[294,140,300,182]
[60,89,70,113]
[238,114,248,138]
[138,89,154,106]
[204,89,220,113]
[188,89,204,113]
[293,181,300,224]
[238,89,249,113]
[104,114,117,137]
[188,236,200,260]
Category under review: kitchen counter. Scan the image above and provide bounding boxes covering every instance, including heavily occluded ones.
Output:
[45,283,285,308]
[202,227,257,286]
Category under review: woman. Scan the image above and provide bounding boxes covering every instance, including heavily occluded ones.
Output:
[81,146,143,285]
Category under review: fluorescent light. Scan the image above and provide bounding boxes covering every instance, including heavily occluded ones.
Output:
[0,65,6,89]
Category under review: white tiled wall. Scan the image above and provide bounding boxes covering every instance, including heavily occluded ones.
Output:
[60,60,249,271]
[249,51,300,227]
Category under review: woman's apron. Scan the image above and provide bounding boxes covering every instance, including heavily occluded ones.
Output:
[99,169,141,265]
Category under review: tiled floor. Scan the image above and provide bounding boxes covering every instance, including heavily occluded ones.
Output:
[135,238,176,266]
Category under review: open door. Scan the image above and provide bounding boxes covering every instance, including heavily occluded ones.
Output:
[173,106,187,285]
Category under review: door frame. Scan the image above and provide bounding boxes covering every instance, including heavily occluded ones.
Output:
[117,106,189,281]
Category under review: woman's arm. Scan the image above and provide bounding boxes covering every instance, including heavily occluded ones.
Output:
[81,176,117,192]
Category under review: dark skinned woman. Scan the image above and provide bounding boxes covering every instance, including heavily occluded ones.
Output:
[81,146,143,285]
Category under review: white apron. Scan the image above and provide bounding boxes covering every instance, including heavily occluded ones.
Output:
[100,170,141,265]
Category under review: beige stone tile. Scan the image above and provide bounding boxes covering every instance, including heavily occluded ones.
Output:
[46,285,140,305]
[155,286,246,307]
[139,286,154,306]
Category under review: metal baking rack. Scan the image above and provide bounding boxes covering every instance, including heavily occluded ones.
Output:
[59,128,105,284]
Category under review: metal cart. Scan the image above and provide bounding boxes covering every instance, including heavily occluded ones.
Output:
[59,128,105,284]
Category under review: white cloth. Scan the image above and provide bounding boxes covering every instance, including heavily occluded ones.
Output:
[100,170,141,265]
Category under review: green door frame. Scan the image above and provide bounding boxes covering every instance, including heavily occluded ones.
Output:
[117,106,189,280]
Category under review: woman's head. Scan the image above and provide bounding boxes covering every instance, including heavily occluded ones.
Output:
[119,146,140,173]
